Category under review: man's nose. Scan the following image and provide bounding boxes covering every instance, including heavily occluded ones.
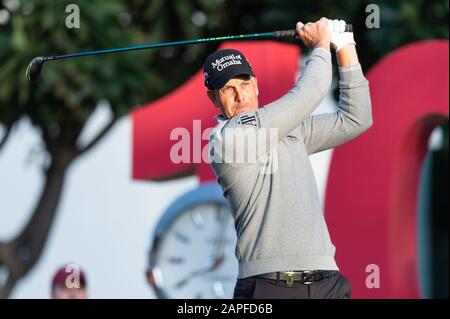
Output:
[234,87,246,103]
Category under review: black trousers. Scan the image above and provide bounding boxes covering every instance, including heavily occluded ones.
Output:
[233,273,352,299]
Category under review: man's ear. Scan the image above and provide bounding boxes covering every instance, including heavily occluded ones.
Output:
[207,90,219,108]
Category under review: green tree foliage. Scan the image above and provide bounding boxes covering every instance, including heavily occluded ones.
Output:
[1,1,150,141]
[0,0,153,298]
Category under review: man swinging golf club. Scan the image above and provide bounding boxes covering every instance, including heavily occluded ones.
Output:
[206,18,372,299]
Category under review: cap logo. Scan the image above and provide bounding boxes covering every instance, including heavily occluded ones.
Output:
[211,54,243,72]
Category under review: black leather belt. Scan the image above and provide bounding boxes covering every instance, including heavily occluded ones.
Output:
[256,270,339,286]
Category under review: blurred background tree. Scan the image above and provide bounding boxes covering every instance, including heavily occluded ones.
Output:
[0,0,448,298]
[0,0,152,298]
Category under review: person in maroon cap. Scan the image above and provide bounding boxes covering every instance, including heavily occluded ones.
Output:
[51,264,88,299]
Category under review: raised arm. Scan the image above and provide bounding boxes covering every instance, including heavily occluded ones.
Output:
[300,23,373,155]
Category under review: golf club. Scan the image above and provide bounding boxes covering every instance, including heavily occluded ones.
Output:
[26,25,352,83]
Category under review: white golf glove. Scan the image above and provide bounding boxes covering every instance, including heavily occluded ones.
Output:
[327,19,356,52]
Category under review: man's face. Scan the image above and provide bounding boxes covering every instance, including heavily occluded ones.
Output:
[207,75,259,118]
[52,285,87,299]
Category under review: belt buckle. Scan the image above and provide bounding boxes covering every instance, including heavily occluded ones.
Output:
[301,271,315,285]
[285,271,294,287]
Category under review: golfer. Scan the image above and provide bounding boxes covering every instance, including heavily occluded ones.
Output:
[205,18,372,299]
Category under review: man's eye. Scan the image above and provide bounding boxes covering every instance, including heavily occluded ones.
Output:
[222,87,234,94]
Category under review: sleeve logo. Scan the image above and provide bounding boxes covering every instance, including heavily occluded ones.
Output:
[237,114,258,127]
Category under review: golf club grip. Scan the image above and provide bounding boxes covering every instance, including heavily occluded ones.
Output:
[273,24,353,38]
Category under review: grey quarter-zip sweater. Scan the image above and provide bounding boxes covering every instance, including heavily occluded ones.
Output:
[208,47,372,279]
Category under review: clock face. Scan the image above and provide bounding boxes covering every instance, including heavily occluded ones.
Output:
[148,202,238,299]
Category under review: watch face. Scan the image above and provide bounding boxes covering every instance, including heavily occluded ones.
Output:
[148,202,238,299]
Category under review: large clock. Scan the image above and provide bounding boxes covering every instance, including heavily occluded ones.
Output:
[146,182,238,299]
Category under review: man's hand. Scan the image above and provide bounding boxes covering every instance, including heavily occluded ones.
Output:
[296,17,330,51]
[327,19,356,52]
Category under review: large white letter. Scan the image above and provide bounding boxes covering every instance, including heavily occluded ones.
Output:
[365,4,380,29]
[170,128,191,163]
[65,4,80,29]
[365,264,381,288]
[65,264,80,288]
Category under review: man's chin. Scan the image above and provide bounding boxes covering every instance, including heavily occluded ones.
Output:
[234,107,255,116]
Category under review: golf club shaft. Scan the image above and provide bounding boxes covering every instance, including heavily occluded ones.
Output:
[43,25,352,61]
[46,31,282,61]
[26,25,352,83]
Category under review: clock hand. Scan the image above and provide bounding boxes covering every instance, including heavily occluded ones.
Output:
[210,210,229,271]
[174,259,215,289]
[210,255,224,271]
[175,209,230,289]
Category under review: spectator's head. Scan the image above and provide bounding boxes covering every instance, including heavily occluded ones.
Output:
[51,264,88,299]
